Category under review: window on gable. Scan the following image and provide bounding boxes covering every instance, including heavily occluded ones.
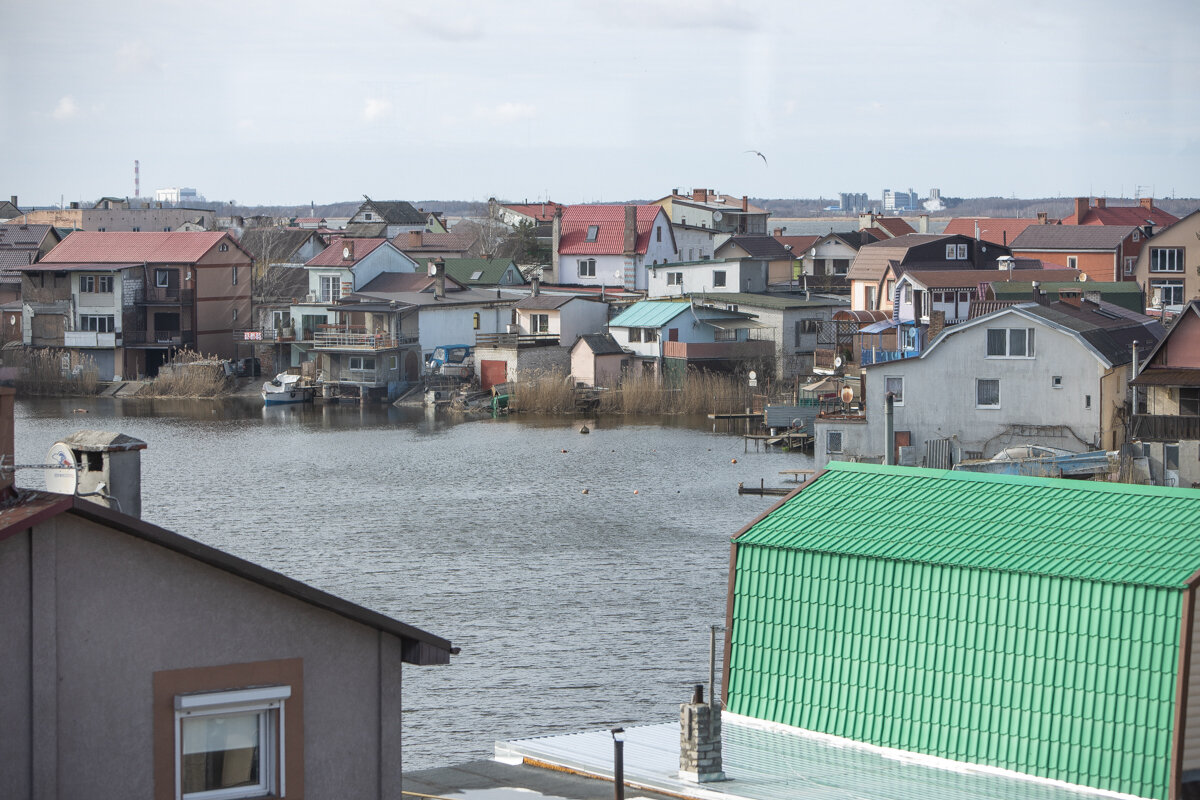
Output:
[1151,247,1184,273]
[976,378,1000,408]
[986,327,1035,357]
[585,225,599,242]
[656,226,662,242]
[957,243,968,260]
[578,259,596,278]
[218,243,229,252]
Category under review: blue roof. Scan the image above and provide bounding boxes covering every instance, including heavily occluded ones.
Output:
[608,300,691,328]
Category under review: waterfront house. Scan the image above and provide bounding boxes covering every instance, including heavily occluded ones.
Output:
[344,196,426,238]
[607,299,773,379]
[1130,208,1200,313]
[857,211,917,240]
[472,291,610,383]
[1011,224,1143,283]
[725,460,1200,800]
[0,223,62,304]
[569,332,627,388]
[691,292,849,378]
[25,231,252,378]
[0,390,454,799]
[551,204,677,290]
[812,296,1163,468]
[1131,299,1200,487]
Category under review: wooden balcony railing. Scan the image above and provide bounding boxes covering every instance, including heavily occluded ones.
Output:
[1131,414,1200,442]
[476,331,560,348]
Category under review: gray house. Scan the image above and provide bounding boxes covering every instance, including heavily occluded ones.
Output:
[0,401,453,799]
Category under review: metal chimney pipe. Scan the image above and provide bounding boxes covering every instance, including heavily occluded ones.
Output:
[885,392,895,466]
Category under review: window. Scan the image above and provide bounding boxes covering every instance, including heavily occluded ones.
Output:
[1067,256,1078,269]
[530,313,549,333]
[132,226,141,232]
[628,328,642,343]
[656,226,662,242]
[365,212,372,220]
[643,328,658,343]
[349,356,376,371]
[666,272,683,286]
[1151,247,1184,272]
[1181,388,1200,416]
[1052,375,1063,388]
[957,243,968,260]
[985,327,1035,357]
[1152,280,1184,306]
[1124,257,1136,275]
[1133,229,1141,242]
[218,242,229,252]
[318,274,341,302]
[832,259,849,275]
[795,319,819,346]
[578,258,596,278]
[713,270,726,287]
[885,376,904,405]
[945,244,957,260]
[1166,444,1180,472]
[585,225,600,242]
[827,430,843,454]
[902,284,912,303]
[976,378,1000,408]
[156,269,171,288]
[231,266,238,285]
[1084,394,1092,410]
[175,685,290,800]
[80,275,114,293]
[714,328,737,342]
[389,355,399,371]
[866,286,877,310]
[81,314,115,332]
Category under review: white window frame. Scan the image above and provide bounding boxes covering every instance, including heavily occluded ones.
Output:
[156,269,171,288]
[1152,279,1184,306]
[1151,247,1184,273]
[578,259,596,278]
[712,270,726,288]
[945,244,957,260]
[174,685,290,800]
[318,274,341,303]
[1124,256,1136,275]
[80,274,114,293]
[976,378,1001,409]
[957,243,968,260]
[81,314,115,332]
[885,376,904,406]
[1067,256,1078,269]
[530,313,549,333]
[985,327,1036,358]
[349,356,376,371]
[666,272,683,286]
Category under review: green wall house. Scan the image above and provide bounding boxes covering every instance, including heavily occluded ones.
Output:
[724,462,1200,800]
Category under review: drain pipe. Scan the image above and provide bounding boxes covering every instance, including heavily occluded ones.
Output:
[885,392,895,466]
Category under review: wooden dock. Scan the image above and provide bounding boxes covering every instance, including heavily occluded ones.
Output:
[737,480,794,497]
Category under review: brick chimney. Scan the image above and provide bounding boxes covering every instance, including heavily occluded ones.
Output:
[1140,197,1154,211]
[1095,198,1106,209]
[679,684,725,783]
[551,206,563,276]
[741,195,748,211]
[1060,288,1082,308]
[926,309,946,343]
[622,204,637,255]
[531,272,540,297]
[773,227,784,237]
[693,188,706,202]
[407,230,422,249]
[1037,211,1048,224]
[1073,197,1088,222]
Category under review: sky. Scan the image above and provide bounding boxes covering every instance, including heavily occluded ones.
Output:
[2,0,1198,207]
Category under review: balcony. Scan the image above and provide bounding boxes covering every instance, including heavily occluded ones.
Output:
[124,329,195,347]
[138,286,195,305]
[475,331,560,348]
[662,339,774,361]
[63,330,119,348]
[1131,414,1200,442]
[860,347,920,366]
[313,325,415,350]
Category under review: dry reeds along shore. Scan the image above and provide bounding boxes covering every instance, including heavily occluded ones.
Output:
[142,348,232,398]
[508,369,759,415]
[13,349,99,396]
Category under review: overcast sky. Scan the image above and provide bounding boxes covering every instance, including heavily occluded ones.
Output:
[2,0,1197,207]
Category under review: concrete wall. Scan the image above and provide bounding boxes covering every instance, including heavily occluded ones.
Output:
[671,226,716,262]
[0,513,409,800]
[557,299,609,345]
[646,261,743,298]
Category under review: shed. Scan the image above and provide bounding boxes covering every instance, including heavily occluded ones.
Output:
[725,461,1200,800]
[570,332,626,388]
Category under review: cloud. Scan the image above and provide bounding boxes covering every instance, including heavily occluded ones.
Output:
[362,97,394,122]
[475,102,536,123]
[52,96,80,121]
[115,40,160,74]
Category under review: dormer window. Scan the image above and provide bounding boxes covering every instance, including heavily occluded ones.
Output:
[365,212,372,220]
[586,225,599,242]
[218,243,229,252]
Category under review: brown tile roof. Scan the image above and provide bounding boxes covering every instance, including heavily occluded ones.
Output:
[392,232,476,253]
[942,217,1048,245]
[305,238,389,266]
[1010,225,1138,251]
[1131,368,1200,387]
[875,217,916,237]
[772,234,820,254]
[558,205,665,256]
[846,234,950,282]
[41,231,245,264]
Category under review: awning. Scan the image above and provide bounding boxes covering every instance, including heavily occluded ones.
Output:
[801,377,838,394]
[1132,368,1200,387]
[859,320,897,334]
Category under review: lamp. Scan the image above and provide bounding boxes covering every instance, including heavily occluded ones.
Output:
[610,728,625,800]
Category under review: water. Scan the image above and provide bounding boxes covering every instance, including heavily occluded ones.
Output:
[14,397,811,769]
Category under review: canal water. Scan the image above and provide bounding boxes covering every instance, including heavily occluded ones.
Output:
[14,397,812,770]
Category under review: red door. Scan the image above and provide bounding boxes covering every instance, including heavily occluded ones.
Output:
[480,359,507,391]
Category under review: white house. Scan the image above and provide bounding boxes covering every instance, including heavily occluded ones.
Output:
[290,239,418,337]
[646,259,745,298]
[513,294,609,347]
[551,205,677,291]
[813,298,1164,468]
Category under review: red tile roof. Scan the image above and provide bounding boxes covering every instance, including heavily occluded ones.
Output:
[500,201,565,222]
[875,217,916,237]
[305,238,388,266]
[41,231,243,264]
[942,217,1048,245]
[773,235,820,255]
[392,232,475,252]
[558,205,665,256]
[1064,203,1178,228]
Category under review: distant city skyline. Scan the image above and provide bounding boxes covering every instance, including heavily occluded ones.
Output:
[2,0,1197,207]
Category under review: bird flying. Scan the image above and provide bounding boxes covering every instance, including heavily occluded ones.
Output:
[745,150,768,167]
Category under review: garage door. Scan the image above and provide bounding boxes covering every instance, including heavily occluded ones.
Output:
[480,359,507,390]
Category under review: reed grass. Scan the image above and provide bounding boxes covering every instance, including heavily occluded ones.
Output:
[143,348,233,398]
[13,349,100,396]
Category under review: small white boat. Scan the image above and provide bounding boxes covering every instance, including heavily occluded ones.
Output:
[262,373,314,405]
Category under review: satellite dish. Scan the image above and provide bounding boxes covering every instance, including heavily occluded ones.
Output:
[712,211,723,222]
[833,355,843,369]
[44,442,77,495]
[748,370,757,381]
[840,387,854,404]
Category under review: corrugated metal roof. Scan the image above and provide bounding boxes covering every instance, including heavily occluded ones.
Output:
[608,300,690,328]
[41,231,240,264]
[736,461,1200,588]
[499,717,1131,800]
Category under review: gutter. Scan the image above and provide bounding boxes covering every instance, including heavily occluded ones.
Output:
[1170,566,1200,799]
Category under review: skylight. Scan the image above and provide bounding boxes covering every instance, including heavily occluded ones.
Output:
[586,225,600,242]
[470,271,483,280]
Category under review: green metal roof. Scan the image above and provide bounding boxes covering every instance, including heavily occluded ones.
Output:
[737,461,1200,589]
[727,461,1200,799]
[418,257,519,285]
[608,300,690,328]
[691,292,850,310]
[990,281,1144,312]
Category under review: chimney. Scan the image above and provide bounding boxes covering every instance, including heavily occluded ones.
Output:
[531,272,540,297]
[8,195,16,208]
[433,257,446,299]
[741,195,748,211]
[1140,197,1154,211]
[551,206,563,276]
[1131,340,1140,380]
[70,201,80,210]
[53,431,148,518]
[679,684,725,783]
[622,204,637,255]
[918,214,929,234]
[693,188,706,202]
[1073,197,1088,222]
[927,309,946,343]
[1095,198,1106,209]
[1060,289,1082,308]
[1037,211,1048,224]
[1032,280,1048,304]
[407,230,422,249]
[773,228,784,238]
[0,387,13,496]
